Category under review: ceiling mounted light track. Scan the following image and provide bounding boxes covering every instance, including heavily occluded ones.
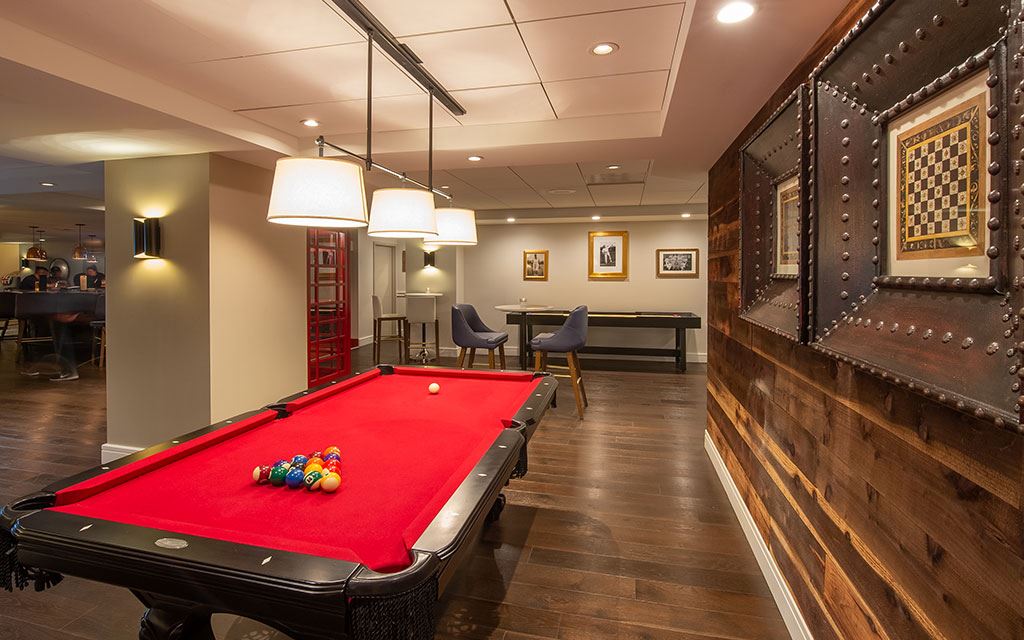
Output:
[269,0,476,239]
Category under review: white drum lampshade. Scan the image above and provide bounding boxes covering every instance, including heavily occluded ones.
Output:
[267,157,368,228]
[424,207,477,246]
[368,188,437,238]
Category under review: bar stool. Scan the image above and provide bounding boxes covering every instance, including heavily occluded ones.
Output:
[405,296,439,363]
[372,295,406,364]
[452,304,508,369]
[532,305,589,417]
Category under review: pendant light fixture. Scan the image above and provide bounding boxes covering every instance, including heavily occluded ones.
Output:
[86,234,99,263]
[425,207,478,246]
[267,3,468,234]
[267,157,368,228]
[72,224,88,260]
[25,226,47,262]
[368,188,437,238]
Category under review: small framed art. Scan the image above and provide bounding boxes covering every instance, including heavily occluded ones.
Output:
[656,248,699,278]
[588,231,628,280]
[523,249,548,281]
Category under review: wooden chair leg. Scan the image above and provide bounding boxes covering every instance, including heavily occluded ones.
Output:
[456,347,466,369]
[533,350,543,372]
[572,352,588,407]
[566,351,586,418]
[498,344,506,369]
[99,326,106,368]
[487,349,496,369]
[467,348,477,369]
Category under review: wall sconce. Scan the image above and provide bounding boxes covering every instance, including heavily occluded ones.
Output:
[423,251,436,269]
[133,217,162,259]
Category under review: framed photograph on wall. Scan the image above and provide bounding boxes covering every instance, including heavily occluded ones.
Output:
[656,248,699,278]
[888,74,988,277]
[588,231,628,280]
[523,249,548,281]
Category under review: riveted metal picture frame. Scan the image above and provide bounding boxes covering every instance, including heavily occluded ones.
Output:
[738,85,810,342]
[809,0,1019,431]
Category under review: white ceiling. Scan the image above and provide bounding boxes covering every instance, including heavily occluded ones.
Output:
[0,0,850,215]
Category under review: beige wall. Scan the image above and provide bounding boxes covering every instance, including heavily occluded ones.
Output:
[0,243,22,277]
[404,241,456,353]
[462,219,709,361]
[105,153,307,453]
[208,155,306,420]
[105,154,213,450]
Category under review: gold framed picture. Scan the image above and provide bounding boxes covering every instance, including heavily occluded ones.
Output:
[774,175,799,276]
[887,71,989,278]
[656,248,699,278]
[523,249,548,281]
[588,231,628,280]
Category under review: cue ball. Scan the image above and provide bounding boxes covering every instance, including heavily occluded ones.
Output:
[428,383,440,394]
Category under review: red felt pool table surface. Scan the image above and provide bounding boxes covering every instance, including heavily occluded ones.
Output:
[51,368,542,572]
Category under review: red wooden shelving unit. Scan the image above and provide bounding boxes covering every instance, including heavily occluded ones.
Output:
[307,228,350,386]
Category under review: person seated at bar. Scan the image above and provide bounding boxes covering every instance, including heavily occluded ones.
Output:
[18,266,48,291]
[73,265,105,290]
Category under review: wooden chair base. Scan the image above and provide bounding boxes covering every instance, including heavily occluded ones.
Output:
[373,316,407,365]
[456,344,506,370]
[534,350,587,418]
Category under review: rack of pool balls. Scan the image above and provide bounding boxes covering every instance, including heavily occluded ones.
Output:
[252,446,343,493]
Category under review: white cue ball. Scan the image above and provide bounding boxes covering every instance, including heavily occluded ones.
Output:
[428,383,440,394]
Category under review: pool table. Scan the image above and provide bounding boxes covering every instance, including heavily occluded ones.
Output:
[1,365,556,640]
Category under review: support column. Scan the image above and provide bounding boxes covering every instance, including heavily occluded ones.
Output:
[103,154,306,459]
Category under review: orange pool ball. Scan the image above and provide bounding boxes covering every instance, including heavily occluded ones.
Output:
[323,446,341,457]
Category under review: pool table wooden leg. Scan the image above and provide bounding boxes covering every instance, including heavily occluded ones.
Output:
[134,591,215,640]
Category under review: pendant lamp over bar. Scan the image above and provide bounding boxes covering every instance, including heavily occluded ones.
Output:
[25,226,47,263]
[368,189,437,238]
[425,207,477,246]
[72,223,88,260]
[267,157,368,228]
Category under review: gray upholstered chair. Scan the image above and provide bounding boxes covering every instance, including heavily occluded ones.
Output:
[452,303,508,369]
[531,305,589,417]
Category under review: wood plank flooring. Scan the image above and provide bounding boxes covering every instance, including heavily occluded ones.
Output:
[0,344,786,639]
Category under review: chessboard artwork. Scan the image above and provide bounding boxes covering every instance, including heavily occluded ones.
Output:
[895,92,986,261]
[775,177,799,273]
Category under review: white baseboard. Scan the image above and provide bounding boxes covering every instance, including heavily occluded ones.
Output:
[704,431,813,640]
[101,442,144,464]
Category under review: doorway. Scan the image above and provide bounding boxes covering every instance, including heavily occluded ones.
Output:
[373,243,397,314]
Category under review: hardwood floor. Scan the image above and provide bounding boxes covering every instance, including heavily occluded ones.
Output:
[0,343,786,640]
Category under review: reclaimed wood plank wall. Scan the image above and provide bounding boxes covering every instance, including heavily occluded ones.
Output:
[706,1,1024,638]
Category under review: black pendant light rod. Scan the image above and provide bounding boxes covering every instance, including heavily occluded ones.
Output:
[328,0,465,116]
[315,136,452,200]
[366,29,373,171]
[428,88,433,191]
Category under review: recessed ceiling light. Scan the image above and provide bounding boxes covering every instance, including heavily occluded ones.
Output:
[681,213,692,218]
[591,215,601,221]
[547,189,577,195]
[506,217,516,223]
[591,42,619,56]
[300,119,320,127]
[39,182,55,187]
[468,155,483,162]
[440,185,450,189]
[606,164,621,170]
[717,2,754,24]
